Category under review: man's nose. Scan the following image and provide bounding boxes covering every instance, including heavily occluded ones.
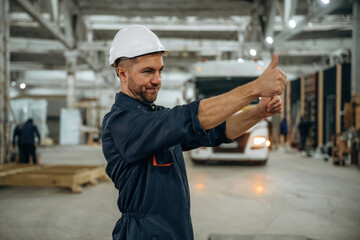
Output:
[152,72,161,84]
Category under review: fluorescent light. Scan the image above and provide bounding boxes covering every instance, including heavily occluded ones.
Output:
[20,83,26,89]
[288,19,296,28]
[266,36,273,44]
[321,0,330,4]
[249,49,257,56]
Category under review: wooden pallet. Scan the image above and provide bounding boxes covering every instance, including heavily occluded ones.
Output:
[0,164,109,193]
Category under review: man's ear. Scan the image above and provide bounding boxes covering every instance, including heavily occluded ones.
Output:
[117,66,128,82]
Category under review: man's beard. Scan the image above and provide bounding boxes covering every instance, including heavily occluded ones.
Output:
[128,77,160,103]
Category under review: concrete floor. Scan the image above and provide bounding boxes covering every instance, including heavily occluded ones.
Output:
[0,145,359,240]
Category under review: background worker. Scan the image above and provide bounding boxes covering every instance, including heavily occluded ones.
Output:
[12,123,23,163]
[102,25,287,240]
[298,115,312,155]
[20,118,41,164]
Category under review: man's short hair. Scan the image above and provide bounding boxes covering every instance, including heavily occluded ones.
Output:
[115,57,137,78]
[115,57,136,70]
[114,52,165,78]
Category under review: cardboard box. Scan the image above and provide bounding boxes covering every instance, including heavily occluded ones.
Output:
[356,106,360,130]
[344,102,353,129]
[352,94,360,105]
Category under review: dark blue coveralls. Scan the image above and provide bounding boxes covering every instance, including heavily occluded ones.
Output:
[102,92,232,240]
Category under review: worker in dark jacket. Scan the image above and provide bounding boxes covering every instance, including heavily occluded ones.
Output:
[20,118,41,164]
[102,25,287,240]
[12,123,24,163]
[298,115,311,153]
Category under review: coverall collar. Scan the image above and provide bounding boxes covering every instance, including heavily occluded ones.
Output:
[116,92,161,111]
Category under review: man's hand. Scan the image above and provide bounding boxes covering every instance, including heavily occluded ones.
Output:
[198,53,286,130]
[253,54,287,97]
[256,96,283,118]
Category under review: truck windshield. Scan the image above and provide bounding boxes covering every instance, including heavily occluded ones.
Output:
[195,77,259,104]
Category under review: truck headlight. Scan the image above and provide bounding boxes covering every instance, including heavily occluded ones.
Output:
[251,137,269,149]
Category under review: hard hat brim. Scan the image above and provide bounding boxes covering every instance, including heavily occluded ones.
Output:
[110,50,170,67]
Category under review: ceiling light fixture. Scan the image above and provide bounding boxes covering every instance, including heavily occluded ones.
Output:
[20,83,26,89]
[266,36,273,44]
[321,0,330,4]
[288,19,296,28]
[237,58,244,63]
[249,49,257,56]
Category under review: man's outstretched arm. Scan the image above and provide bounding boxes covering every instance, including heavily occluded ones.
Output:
[225,96,282,140]
[197,54,287,130]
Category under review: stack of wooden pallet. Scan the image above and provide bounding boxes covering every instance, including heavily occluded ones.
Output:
[333,94,360,166]
[0,164,109,193]
[344,94,360,131]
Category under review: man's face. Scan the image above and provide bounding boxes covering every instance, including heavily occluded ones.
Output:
[124,54,164,103]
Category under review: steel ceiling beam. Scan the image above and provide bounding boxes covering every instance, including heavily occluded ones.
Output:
[274,0,346,44]
[14,0,74,49]
[284,0,299,26]
[9,37,352,55]
[14,0,102,73]
[264,0,277,39]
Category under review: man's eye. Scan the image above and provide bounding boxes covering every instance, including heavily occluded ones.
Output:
[143,70,151,73]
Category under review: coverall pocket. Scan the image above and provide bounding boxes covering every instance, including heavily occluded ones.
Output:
[153,147,175,166]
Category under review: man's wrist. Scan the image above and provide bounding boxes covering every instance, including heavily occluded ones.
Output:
[246,80,260,99]
[253,105,267,119]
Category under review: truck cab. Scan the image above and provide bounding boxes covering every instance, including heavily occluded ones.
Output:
[183,60,270,164]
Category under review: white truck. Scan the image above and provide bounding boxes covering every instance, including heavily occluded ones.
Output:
[183,60,271,165]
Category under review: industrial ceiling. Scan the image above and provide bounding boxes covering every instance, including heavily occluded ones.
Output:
[6,0,356,91]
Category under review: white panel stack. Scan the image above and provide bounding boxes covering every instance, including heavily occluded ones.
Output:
[60,108,81,145]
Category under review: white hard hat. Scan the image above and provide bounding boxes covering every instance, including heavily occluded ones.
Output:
[109,25,169,67]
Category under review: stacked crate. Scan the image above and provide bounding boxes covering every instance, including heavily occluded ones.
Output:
[344,94,360,130]
[304,74,317,150]
[341,94,360,166]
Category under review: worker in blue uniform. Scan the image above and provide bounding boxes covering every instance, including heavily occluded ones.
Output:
[102,25,287,240]
[21,118,41,164]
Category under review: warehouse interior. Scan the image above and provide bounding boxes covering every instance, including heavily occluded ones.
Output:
[0,0,360,240]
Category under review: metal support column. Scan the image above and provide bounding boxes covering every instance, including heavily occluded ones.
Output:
[64,50,77,109]
[0,0,10,164]
[352,0,360,95]
[95,72,102,128]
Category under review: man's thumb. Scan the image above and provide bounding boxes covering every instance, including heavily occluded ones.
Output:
[268,53,278,69]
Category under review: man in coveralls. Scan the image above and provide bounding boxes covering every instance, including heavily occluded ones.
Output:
[102,25,287,240]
